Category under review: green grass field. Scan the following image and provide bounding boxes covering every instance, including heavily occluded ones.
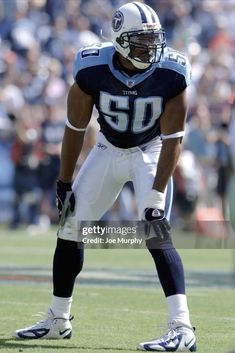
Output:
[0,226,235,353]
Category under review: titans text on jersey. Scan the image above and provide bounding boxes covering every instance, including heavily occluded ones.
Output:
[73,42,191,148]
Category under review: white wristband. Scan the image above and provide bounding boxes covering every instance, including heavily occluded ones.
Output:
[161,131,185,140]
[66,118,87,132]
[142,189,165,213]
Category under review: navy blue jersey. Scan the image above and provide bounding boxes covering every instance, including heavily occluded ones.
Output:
[73,42,191,148]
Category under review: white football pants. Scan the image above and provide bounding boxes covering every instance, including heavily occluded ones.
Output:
[58,132,173,241]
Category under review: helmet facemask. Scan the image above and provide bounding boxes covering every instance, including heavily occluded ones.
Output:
[116,28,166,70]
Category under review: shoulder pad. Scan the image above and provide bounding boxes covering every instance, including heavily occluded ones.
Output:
[73,42,115,79]
[159,47,191,86]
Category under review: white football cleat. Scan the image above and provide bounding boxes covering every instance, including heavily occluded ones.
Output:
[137,322,196,352]
[12,309,73,339]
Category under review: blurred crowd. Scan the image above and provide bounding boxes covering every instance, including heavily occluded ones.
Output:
[0,0,235,233]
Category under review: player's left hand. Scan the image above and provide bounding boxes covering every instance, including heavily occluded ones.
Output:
[56,180,75,226]
[144,208,171,239]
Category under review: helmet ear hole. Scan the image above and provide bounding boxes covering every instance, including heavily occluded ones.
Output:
[117,35,129,49]
[116,37,123,46]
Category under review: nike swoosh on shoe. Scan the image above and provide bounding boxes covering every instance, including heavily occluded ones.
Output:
[59,329,71,336]
[184,337,195,347]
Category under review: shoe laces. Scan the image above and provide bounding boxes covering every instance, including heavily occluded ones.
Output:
[31,311,54,327]
[158,328,178,342]
[151,323,178,343]
[153,321,195,343]
[32,310,74,327]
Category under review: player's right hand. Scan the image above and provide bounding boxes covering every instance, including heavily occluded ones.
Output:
[144,207,171,239]
[56,180,75,225]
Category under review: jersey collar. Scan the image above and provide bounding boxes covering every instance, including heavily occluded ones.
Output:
[108,48,156,88]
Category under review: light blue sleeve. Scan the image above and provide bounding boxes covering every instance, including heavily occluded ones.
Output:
[161,48,191,86]
[72,42,114,80]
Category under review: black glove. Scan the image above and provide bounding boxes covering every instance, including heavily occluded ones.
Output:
[56,180,75,225]
[144,208,171,239]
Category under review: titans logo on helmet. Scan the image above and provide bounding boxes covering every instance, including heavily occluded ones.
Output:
[112,11,124,32]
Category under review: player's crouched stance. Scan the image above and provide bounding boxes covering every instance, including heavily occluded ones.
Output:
[13,2,197,351]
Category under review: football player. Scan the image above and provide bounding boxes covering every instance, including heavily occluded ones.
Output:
[13,2,196,351]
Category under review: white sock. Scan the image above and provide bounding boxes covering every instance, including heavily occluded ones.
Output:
[51,295,72,320]
[167,294,191,328]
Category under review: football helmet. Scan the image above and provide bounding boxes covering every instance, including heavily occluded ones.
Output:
[111,2,166,70]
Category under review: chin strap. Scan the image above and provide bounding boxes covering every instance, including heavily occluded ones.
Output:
[131,57,151,70]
